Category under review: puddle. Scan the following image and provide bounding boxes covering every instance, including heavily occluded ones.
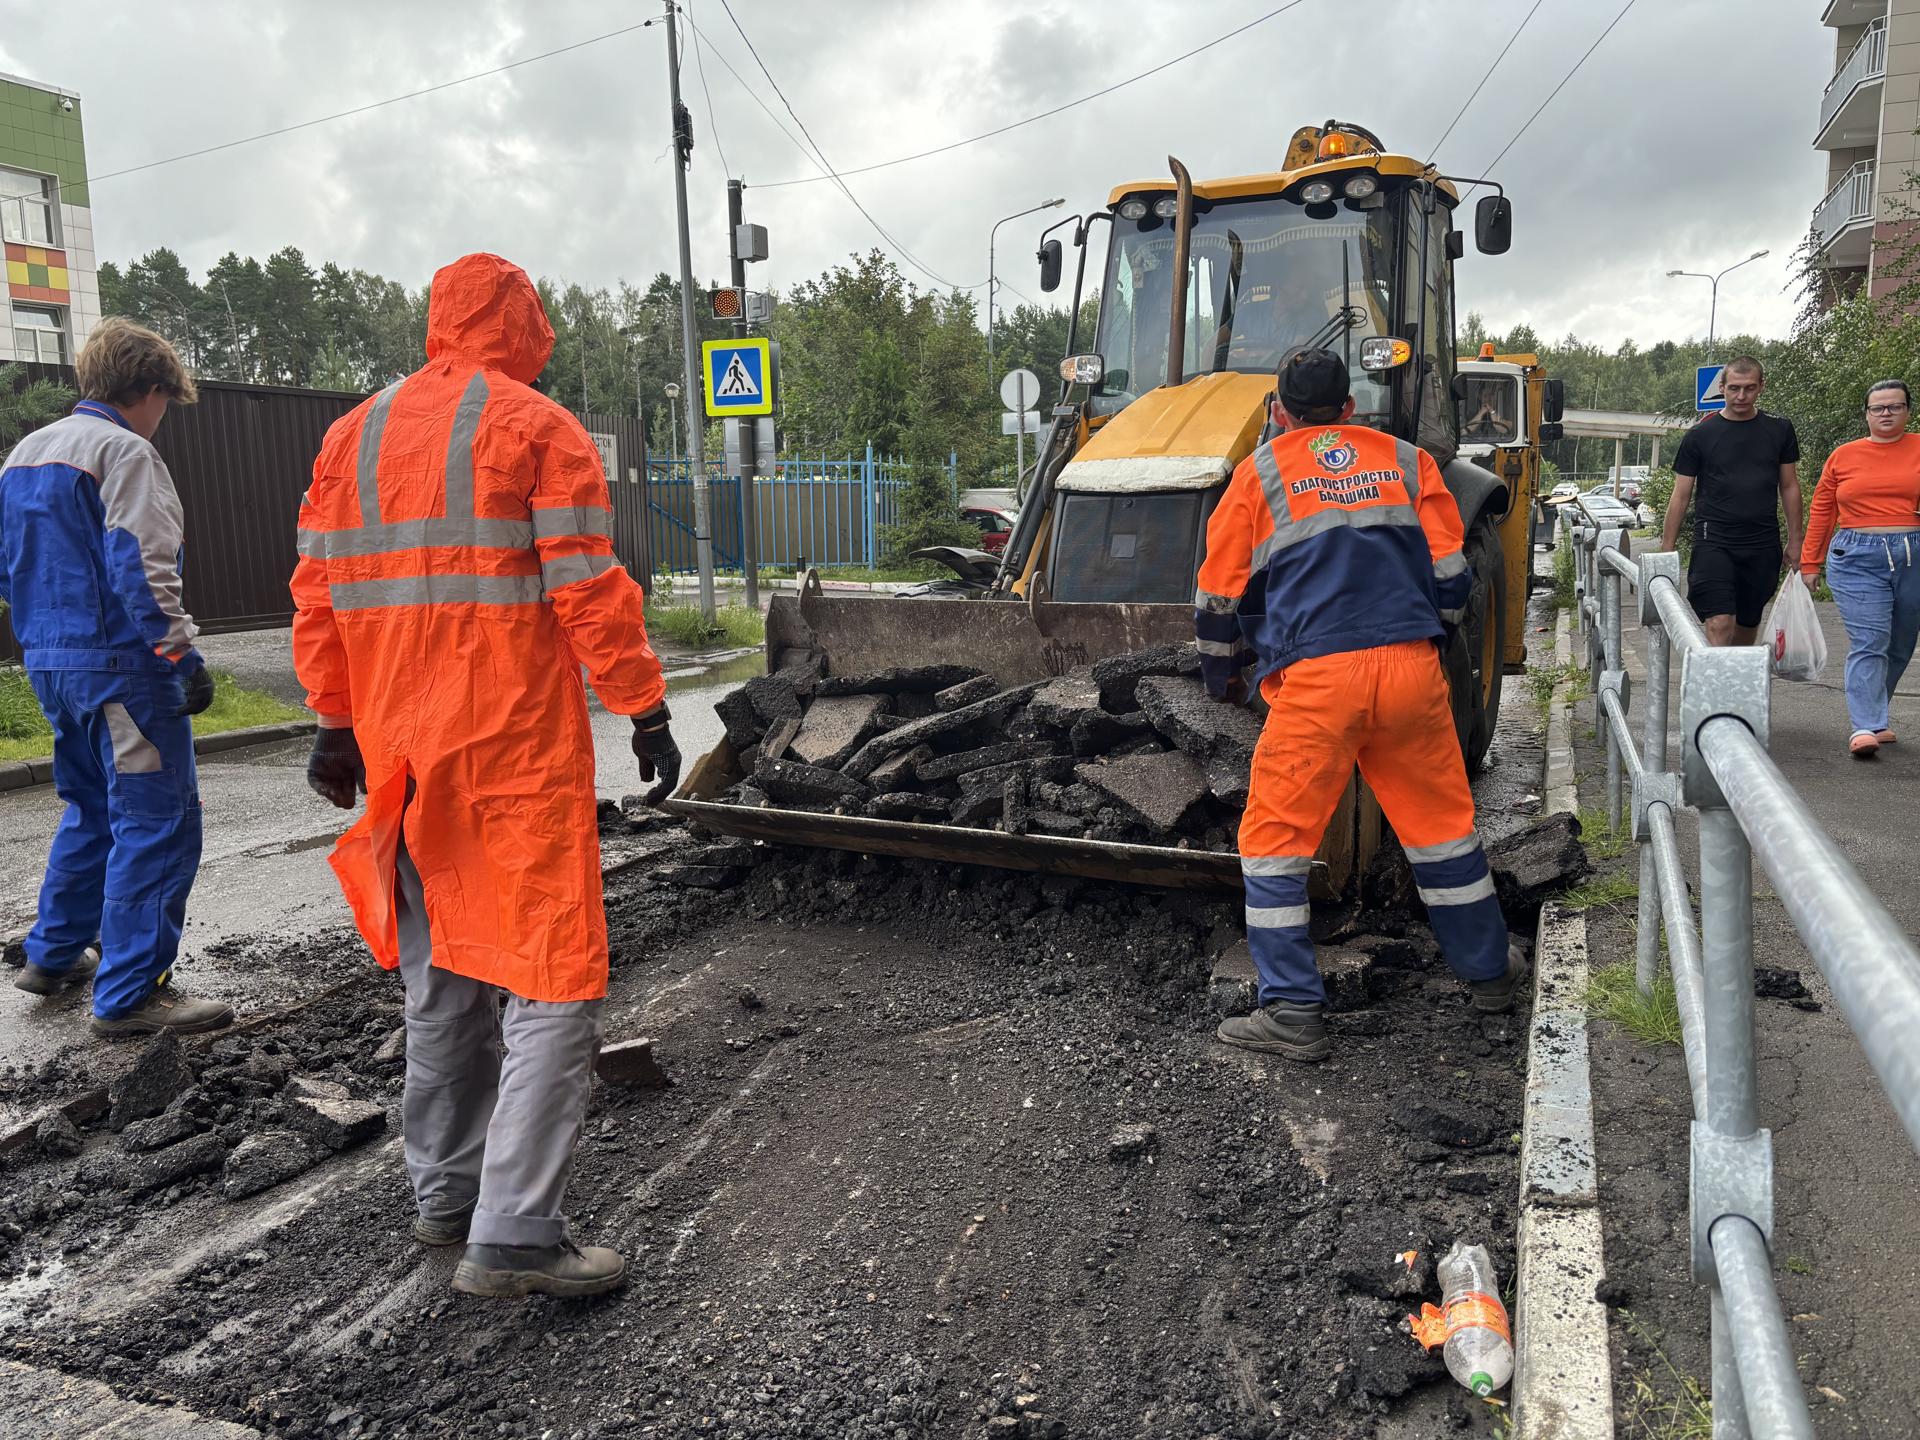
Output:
[0,1255,66,1329]
[665,647,764,695]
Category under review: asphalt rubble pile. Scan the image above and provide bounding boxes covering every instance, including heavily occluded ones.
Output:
[698,643,1261,852]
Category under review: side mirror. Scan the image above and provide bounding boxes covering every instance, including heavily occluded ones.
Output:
[1474,195,1512,255]
[1445,229,1464,261]
[1450,373,1469,404]
[1538,421,1564,444]
[1038,238,1063,293]
[1543,377,1566,422]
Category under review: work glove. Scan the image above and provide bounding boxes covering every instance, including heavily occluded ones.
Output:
[175,656,216,717]
[307,726,366,810]
[631,703,682,808]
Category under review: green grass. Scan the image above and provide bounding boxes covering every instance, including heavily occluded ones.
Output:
[644,601,765,650]
[1586,959,1683,1047]
[1526,660,1591,717]
[0,667,303,764]
[1561,870,1639,912]
[1783,1255,1814,1276]
[756,564,938,584]
[1577,805,1629,859]
[1618,1310,1713,1440]
[1553,537,1576,610]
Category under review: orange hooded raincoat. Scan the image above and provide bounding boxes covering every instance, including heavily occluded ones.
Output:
[291,253,663,1002]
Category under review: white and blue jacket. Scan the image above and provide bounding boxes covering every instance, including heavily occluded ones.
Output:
[0,400,199,672]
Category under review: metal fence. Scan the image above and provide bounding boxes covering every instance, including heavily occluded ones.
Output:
[1571,509,1920,1437]
[645,447,949,575]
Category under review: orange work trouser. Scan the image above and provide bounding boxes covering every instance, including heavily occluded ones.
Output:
[1237,639,1507,1006]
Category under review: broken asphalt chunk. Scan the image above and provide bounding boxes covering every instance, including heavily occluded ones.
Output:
[596,1037,670,1089]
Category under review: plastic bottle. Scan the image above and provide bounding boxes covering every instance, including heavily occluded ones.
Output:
[1410,1241,1513,1396]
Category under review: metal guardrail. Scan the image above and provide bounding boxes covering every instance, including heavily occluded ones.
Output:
[1812,159,1875,254]
[1570,519,1920,1438]
[1819,15,1887,140]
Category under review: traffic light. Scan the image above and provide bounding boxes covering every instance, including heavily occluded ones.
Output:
[709,287,744,321]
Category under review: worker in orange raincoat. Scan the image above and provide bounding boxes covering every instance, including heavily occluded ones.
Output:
[292,253,677,1297]
[1196,349,1521,1063]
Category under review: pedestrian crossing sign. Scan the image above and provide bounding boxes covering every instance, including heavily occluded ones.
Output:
[1697,363,1727,413]
[702,338,774,417]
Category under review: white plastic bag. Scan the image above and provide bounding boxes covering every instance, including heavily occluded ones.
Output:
[1767,572,1827,683]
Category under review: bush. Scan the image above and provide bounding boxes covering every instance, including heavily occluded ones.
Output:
[878,459,979,569]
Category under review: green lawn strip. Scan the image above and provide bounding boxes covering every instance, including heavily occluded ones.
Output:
[1585,959,1683,1048]
[644,602,765,650]
[0,668,303,765]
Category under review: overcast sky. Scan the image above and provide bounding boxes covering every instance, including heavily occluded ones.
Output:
[1,0,1832,347]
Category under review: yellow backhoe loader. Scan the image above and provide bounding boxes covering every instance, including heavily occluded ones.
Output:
[673,122,1548,895]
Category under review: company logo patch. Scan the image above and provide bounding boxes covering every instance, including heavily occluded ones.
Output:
[1308,428,1356,475]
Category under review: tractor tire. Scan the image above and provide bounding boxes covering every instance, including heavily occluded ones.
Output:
[1443,512,1506,774]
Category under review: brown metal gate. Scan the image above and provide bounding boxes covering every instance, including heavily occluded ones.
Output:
[2,369,653,663]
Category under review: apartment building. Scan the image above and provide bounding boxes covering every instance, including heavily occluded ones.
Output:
[1814,2,1920,296]
[0,72,97,366]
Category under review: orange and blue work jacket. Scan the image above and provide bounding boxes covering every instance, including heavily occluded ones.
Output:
[1193,425,1471,695]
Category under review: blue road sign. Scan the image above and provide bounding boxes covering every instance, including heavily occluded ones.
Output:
[702,338,774,417]
[1696,364,1726,413]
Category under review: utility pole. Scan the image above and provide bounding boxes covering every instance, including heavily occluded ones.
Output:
[663,0,716,620]
[728,178,760,611]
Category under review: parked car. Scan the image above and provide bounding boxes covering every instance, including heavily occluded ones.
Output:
[1571,489,1642,530]
[895,546,999,600]
[1548,481,1581,503]
[962,506,1018,554]
[1615,480,1643,504]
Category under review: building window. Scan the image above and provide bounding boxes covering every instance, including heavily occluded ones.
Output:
[12,304,66,364]
[0,166,57,247]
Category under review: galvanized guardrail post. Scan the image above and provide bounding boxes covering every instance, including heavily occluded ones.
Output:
[1595,527,1627,832]
[1634,551,1681,998]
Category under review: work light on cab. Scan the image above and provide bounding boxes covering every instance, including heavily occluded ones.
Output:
[1359,337,1412,372]
[1299,180,1335,204]
[1117,198,1149,221]
[1342,174,1378,200]
[1059,354,1105,385]
[1151,197,1179,219]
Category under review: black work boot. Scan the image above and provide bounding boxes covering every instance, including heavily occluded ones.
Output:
[1469,942,1530,1015]
[1215,1001,1331,1062]
[13,946,99,996]
[452,1238,627,1298]
[413,1205,474,1247]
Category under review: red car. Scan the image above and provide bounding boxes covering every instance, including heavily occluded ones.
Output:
[962,506,1017,554]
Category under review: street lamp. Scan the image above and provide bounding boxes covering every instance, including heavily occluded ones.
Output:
[1665,249,1769,353]
[988,197,1066,366]
[664,381,682,466]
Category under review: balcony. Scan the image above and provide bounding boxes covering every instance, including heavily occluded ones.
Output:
[1813,160,1876,267]
[1818,16,1888,148]
[1822,0,1886,27]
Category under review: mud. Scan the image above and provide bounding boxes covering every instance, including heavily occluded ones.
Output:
[0,839,1523,1439]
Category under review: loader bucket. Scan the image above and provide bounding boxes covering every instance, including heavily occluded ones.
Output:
[665,575,1374,896]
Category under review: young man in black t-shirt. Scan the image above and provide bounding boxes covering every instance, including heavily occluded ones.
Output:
[1659,356,1803,645]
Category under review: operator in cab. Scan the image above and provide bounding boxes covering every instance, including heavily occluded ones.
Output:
[1194,349,1522,1062]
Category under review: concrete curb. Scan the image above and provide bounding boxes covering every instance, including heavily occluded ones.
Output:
[1512,614,1614,1439]
[0,720,316,793]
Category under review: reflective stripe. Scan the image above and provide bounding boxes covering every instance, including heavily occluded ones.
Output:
[329,573,544,611]
[1246,903,1310,929]
[1392,437,1424,501]
[441,371,490,518]
[1438,605,1466,623]
[1416,875,1498,907]
[296,529,327,559]
[103,702,162,774]
[1251,440,1287,514]
[1194,586,1239,615]
[1433,550,1468,579]
[1253,502,1426,571]
[1242,854,1315,877]
[1196,637,1239,657]
[315,516,535,558]
[541,551,616,592]
[533,505,613,539]
[354,382,403,527]
[1403,834,1481,864]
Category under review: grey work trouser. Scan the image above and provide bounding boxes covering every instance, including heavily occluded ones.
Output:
[393,841,603,1248]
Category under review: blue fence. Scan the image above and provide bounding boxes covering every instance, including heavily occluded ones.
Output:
[647,447,955,575]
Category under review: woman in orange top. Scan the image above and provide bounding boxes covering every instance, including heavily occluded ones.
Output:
[1800,379,1920,758]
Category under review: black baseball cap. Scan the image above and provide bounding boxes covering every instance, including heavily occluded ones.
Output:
[1279,348,1350,413]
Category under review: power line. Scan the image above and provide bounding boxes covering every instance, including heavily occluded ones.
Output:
[712,0,974,290]
[684,0,732,181]
[1426,0,1544,163]
[754,0,1317,190]
[1,20,653,208]
[1469,0,1637,193]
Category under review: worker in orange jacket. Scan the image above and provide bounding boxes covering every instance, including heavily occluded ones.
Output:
[292,253,675,1297]
[1196,350,1520,1062]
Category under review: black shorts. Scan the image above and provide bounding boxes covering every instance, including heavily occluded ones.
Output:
[1689,540,1782,628]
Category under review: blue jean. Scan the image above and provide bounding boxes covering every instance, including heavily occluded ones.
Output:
[23,666,202,1018]
[1824,528,1920,736]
